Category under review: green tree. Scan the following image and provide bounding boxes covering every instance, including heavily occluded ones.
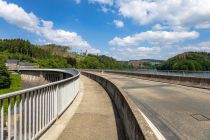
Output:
[159,52,210,71]
[0,62,11,89]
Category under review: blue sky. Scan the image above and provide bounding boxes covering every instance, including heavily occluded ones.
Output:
[0,0,210,60]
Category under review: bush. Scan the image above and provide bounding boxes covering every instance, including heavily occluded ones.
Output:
[0,62,11,89]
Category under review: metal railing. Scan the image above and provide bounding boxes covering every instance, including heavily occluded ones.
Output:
[0,69,80,140]
[125,69,210,78]
[83,69,210,78]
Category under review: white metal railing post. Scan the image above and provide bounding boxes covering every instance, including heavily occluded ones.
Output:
[19,94,23,140]
[54,85,57,119]
[50,86,52,121]
[8,98,11,140]
[14,96,17,140]
[45,87,48,127]
[47,87,50,123]
[56,84,60,119]
[36,90,39,134]
[32,91,35,137]
[28,92,31,139]
[38,89,42,130]
[0,69,80,139]
[24,93,27,140]
[42,88,45,130]
[1,100,4,140]
[52,86,54,120]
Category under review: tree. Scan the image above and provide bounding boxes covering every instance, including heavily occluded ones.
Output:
[0,39,132,69]
[159,52,210,71]
[0,62,11,89]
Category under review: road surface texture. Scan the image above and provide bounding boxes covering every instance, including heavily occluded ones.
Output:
[57,75,125,140]
[93,72,210,140]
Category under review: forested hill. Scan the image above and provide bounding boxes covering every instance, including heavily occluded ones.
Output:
[159,52,210,71]
[0,39,132,69]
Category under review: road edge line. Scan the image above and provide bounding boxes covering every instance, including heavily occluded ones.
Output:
[138,108,166,140]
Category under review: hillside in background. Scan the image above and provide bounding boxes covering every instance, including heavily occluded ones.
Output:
[159,52,210,71]
[2,39,209,71]
[0,39,132,69]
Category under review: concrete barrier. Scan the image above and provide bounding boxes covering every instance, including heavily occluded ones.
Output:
[82,72,157,140]
[103,71,210,90]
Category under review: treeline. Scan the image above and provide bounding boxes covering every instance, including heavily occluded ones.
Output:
[0,39,132,69]
[77,54,132,69]
[0,39,71,68]
[158,52,210,71]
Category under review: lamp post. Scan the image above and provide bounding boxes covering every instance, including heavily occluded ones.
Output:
[17,60,20,73]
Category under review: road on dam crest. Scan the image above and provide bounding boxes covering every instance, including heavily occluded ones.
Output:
[93,72,210,140]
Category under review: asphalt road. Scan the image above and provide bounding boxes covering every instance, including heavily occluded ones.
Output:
[98,73,210,140]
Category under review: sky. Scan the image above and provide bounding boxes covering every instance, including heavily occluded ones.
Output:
[0,0,210,60]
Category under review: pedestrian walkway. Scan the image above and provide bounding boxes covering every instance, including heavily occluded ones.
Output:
[41,75,124,140]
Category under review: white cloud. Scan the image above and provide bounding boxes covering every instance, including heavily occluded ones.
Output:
[117,0,210,28]
[113,19,124,28]
[180,41,210,52]
[151,24,186,31]
[0,0,39,30]
[108,46,161,60]
[0,0,100,54]
[101,6,109,13]
[152,24,167,31]
[75,0,81,4]
[41,20,53,29]
[85,0,210,28]
[88,0,113,5]
[195,22,210,29]
[109,31,199,46]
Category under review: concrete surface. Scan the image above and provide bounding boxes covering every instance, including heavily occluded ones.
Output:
[83,72,157,140]
[92,72,210,140]
[42,75,124,140]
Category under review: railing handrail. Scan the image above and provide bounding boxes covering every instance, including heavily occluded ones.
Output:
[0,68,80,100]
[0,68,80,140]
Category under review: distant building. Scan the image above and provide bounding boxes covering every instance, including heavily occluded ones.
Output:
[128,60,144,68]
[19,62,36,69]
[6,59,38,70]
[5,59,19,70]
[140,59,164,63]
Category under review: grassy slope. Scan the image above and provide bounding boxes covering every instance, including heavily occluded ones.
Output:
[0,73,22,95]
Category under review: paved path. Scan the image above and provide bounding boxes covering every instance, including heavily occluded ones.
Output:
[92,72,210,140]
[57,75,124,140]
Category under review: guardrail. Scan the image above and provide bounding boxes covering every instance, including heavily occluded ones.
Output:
[0,69,80,140]
[85,69,210,89]
[83,69,210,78]
[126,70,210,78]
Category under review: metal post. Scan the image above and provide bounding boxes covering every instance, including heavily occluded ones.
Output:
[8,98,11,140]
[29,92,32,139]
[0,100,4,140]
[19,95,23,140]
[14,96,17,140]
[24,93,27,140]
[32,91,35,137]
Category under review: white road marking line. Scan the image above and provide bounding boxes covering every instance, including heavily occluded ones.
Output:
[138,108,166,140]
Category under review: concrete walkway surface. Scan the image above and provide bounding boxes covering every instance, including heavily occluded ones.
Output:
[41,75,124,140]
